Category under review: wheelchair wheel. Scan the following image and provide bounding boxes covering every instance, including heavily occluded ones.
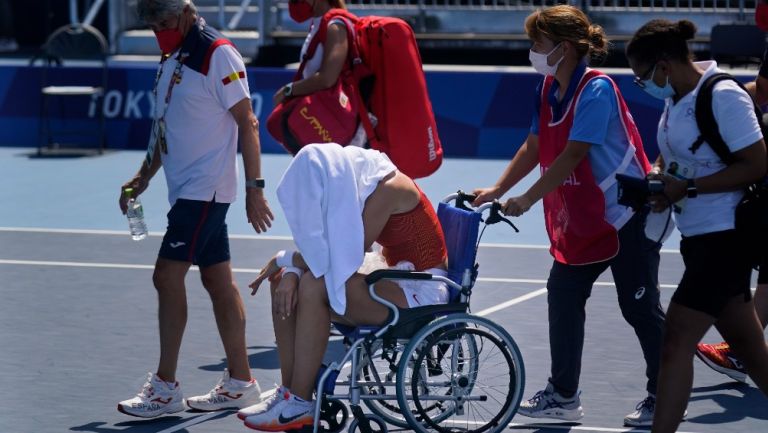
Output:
[395,314,525,433]
[347,413,387,433]
[319,400,349,433]
[358,340,411,428]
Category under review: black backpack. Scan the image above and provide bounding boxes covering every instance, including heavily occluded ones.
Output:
[690,72,768,269]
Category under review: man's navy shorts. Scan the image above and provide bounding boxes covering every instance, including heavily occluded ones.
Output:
[158,198,231,267]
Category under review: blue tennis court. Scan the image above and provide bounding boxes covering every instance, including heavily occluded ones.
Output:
[0,148,765,433]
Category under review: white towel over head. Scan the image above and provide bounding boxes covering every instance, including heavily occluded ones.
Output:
[277,143,397,315]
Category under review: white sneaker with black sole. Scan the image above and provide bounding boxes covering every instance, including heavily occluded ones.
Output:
[518,382,584,421]
[117,372,186,418]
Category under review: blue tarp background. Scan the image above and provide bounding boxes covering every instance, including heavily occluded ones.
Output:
[0,64,753,159]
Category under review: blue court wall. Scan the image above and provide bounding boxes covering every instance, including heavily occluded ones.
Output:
[0,64,754,159]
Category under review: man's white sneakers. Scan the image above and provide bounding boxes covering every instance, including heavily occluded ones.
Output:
[117,372,186,418]
[185,369,262,411]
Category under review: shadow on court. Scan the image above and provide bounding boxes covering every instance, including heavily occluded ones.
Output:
[689,382,768,425]
[70,411,229,432]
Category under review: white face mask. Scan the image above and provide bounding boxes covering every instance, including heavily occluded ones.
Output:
[529,43,564,76]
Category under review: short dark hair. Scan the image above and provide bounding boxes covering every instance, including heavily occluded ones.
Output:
[626,19,697,65]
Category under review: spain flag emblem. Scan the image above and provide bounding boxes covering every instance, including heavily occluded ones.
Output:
[222,71,245,85]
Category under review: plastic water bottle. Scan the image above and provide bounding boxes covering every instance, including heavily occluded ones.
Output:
[124,188,148,241]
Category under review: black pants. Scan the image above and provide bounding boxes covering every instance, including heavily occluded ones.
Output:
[546,210,665,396]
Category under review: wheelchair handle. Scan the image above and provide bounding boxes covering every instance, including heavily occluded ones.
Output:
[441,190,520,232]
[364,269,433,285]
[486,201,520,232]
[442,190,477,211]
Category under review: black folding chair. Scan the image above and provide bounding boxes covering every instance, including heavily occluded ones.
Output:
[31,24,108,156]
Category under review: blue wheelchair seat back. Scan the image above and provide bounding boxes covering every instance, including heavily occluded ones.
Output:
[437,201,482,301]
[331,200,482,340]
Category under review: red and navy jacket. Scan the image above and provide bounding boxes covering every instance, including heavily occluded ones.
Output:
[177,19,235,76]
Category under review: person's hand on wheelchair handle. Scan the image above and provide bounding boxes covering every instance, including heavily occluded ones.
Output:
[502,194,533,217]
[472,186,503,207]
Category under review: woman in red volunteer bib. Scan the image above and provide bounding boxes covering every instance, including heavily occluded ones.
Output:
[472,5,665,426]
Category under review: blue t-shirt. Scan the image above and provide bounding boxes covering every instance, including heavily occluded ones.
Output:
[530,65,645,228]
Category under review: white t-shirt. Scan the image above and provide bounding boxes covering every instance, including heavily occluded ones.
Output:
[155,44,250,205]
[299,18,348,79]
[657,61,762,236]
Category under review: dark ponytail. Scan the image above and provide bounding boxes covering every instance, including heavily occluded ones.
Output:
[626,19,697,65]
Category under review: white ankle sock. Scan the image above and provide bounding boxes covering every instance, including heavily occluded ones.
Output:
[230,377,253,388]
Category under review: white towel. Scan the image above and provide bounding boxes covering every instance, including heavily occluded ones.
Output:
[277,143,397,315]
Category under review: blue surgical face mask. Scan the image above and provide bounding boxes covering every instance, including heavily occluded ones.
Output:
[640,65,675,100]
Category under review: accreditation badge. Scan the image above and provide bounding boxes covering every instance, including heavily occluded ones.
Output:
[145,118,168,166]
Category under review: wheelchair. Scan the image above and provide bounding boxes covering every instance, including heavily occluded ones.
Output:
[309,192,526,433]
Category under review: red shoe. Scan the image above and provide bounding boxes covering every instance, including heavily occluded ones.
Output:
[696,342,747,383]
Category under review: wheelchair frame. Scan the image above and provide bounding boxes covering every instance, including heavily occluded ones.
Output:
[310,194,526,433]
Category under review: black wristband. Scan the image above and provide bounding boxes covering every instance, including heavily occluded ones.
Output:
[246,178,265,188]
[760,48,768,79]
[686,178,698,199]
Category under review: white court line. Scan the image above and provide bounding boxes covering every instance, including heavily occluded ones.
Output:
[0,258,681,290]
[0,259,684,289]
[0,226,682,253]
[0,226,293,241]
[439,418,702,433]
[480,277,678,290]
[0,259,261,274]
[475,288,548,317]
[509,422,701,433]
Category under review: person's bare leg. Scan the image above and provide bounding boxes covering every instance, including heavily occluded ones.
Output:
[270,274,299,387]
[288,273,408,400]
[341,275,407,326]
[154,257,192,382]
[715,296,768,395]
[652,302,714,433]
[200,260,251,381]
[289,274,332,400]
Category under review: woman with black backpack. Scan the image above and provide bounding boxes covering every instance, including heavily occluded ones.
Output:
[626,19,768,433]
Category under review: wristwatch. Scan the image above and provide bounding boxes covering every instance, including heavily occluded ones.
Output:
[283,82,294,97]
[686,178,698,198]
[246,178,265,189]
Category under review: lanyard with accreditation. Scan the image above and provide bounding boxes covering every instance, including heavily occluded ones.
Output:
[146,51,188,166]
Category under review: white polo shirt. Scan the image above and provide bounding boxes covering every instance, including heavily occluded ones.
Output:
[657,61,762,236]
[154,42,250,205]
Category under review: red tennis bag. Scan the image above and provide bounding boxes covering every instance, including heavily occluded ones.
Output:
[355,16,443,179]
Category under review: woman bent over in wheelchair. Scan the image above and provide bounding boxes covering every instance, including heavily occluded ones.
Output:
[239,143,449,431]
